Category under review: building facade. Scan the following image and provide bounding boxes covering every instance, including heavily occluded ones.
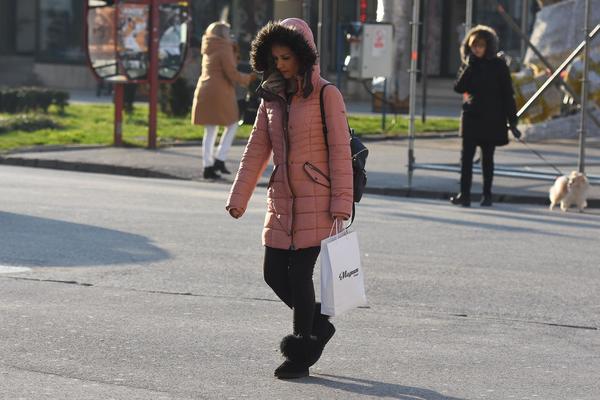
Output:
[0,0,538,94]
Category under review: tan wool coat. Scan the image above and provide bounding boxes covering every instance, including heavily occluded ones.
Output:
[191,34,251,126]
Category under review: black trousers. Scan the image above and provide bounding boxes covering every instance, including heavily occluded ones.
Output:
[263,246,320,337]
[460,139,496,197]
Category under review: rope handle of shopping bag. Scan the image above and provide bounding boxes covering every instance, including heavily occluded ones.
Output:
[329,219,346,239]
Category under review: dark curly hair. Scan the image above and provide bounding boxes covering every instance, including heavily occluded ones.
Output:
[250,21,317,75]
[460,25,499,63]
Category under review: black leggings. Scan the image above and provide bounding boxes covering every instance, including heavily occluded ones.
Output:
[263,246,320,337]
[461,139,496,197]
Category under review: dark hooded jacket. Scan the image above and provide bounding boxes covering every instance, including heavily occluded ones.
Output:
[454,25,518,146]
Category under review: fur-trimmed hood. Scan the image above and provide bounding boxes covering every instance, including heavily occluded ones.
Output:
[250,18,320,98]
[460,24,499,63]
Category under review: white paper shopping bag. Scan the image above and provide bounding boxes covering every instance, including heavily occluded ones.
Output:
[320,229,367,317]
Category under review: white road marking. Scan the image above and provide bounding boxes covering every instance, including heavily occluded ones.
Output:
[0,266,31,274]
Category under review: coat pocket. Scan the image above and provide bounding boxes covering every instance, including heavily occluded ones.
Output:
[304,162,331,188]
[268,165,279,188]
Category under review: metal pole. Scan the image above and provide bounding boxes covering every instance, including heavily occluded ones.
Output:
[465,0,473,33]
[520,0,529,60]
[336,24,343,88]
[578,0,591,173]
[148,0,159,149]
[421,0,429,123]
[113,0,123,147]
[114,83,123,146]
[302,0,311,22]
[317,0,323,63]
[408,0,421,188]
[382,78,387,131]
[517,23,600,118]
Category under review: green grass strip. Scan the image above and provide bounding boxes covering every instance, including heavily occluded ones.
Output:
[0,104,458,151]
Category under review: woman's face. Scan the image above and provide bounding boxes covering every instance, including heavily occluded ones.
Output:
[271,44,299,79]
[469,37,486,58]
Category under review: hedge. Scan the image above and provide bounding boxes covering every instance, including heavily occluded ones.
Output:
[0,87,70,114]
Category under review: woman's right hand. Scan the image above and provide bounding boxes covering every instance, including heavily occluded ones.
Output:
[228,208,243,219]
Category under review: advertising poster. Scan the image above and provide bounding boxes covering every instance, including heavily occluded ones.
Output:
[88,7,116,78]
[117,4,149,79]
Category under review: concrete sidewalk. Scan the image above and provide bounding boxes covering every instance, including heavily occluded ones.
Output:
[2,136,599,208]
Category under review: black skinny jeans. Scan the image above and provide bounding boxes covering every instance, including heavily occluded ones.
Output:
[263,246,321,337]
[460,139,496,197]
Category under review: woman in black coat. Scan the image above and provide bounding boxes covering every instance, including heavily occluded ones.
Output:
[451,25,519,207]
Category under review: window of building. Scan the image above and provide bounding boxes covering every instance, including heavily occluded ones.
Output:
[38,0,85,63]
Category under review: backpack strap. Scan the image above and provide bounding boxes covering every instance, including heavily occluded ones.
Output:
[319,83,356,227]
[319,83,334,146]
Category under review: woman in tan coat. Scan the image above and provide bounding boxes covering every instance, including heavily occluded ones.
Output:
[226,18,353,379]
[191,22,256,179]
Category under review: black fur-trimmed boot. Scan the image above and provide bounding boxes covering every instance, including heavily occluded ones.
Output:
[274,334,319,379]
[308,303,336,367]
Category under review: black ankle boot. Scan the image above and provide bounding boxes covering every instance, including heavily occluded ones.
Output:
[213,159,231,175]
[203,166,221,180]
[450,193,471,207]
[274,334,318,379]
[480,194,493,207]
[274,359,309,379]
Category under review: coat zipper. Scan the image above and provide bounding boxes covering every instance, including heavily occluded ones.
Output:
[284,98,297,250]
[264,88,296,250]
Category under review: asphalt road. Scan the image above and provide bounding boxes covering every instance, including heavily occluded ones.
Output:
[1,166,599,400]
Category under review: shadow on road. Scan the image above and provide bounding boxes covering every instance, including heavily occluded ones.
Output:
[0,212,170,267]
[297,373,465,399]
[388,211,585,239]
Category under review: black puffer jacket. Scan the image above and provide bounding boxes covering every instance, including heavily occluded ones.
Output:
[454,26,517,146]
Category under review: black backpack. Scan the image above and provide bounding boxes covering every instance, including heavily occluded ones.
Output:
[319,83,368,224]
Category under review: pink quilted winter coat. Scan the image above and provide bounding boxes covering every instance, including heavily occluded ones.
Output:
[226,18,353,250]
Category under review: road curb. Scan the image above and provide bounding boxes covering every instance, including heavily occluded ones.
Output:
[0,156,184,180]
[2,155,598,208]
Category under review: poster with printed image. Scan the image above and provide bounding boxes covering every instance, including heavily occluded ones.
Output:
[117,4,149,79]
[88,7,116,78]
[118,4,148,54]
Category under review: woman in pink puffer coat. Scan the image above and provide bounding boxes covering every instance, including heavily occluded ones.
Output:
[226,18,353,379]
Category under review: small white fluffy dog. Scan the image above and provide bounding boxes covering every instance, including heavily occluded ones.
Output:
[549,170,590,212]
